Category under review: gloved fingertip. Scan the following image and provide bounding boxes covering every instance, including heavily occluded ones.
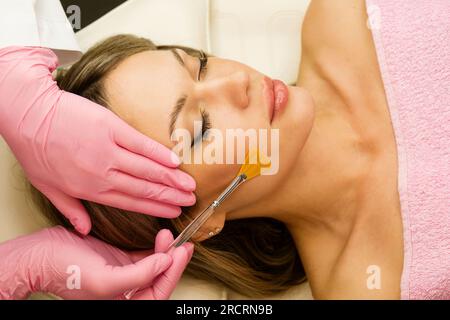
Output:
[185,193,197,206]
[184,242,194,256]
[170,152,182,167]
[80,225,90,236]
[74,220,91,236]
[182,178,196,192]
[156,228,173,243]
[163,206,182,219]
[159,228,172,236]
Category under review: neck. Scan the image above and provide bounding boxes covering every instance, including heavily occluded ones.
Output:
[266,90,374,240]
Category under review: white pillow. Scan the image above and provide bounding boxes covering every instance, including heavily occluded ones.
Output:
[76,0,209,52]
[76,0,311,84]
[209,0,311,84]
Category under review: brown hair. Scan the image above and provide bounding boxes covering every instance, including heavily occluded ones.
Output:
[29,34,305,297]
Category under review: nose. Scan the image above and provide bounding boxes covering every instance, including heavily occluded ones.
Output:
[195,71,250,109]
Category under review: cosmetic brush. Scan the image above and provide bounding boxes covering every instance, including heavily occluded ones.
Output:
[124,149,270,299]
[167,149,271,249]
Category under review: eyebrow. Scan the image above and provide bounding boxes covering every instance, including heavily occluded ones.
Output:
[169,95,187,136]
[168,49,189,137]
[171,49,185,67]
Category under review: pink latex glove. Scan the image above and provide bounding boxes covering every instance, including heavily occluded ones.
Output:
[0,226,193,300]
[0,46,196,235]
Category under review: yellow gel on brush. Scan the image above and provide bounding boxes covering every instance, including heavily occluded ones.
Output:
[238,149,272,181]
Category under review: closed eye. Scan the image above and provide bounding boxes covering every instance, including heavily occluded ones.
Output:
[191,51,211,147]
[191,108,211,147]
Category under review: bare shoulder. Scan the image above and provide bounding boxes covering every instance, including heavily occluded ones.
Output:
[302,0,371,60]
[298,0,391,140]
[300,0,384,88]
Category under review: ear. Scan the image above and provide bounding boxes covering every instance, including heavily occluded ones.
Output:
[187,208,227,242]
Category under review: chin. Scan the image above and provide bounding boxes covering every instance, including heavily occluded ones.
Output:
[269,86,315,179]
[279,85,315,144]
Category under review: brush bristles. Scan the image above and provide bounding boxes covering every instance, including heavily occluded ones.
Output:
[237,149,271,181]
[238,163,261,180]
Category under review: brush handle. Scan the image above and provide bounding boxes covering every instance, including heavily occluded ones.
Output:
[215,174,247,207]
[169,174,247,249]
[123,174,247,300]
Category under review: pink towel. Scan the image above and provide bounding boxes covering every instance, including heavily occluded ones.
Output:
[365,0,450,299]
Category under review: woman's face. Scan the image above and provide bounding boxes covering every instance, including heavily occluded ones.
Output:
[104,49,315,239]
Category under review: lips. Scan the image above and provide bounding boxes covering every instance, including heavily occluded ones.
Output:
[263,76,289,124]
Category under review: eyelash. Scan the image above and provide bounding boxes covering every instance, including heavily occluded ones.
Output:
[191,108,211,147]
[197,52,208,81]
[191,53,211,147]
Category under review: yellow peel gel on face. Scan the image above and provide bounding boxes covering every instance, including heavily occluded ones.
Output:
[238,149,272,180]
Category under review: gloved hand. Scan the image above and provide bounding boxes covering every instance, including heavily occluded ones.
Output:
[0,46,196,235]
[0,226,193,300]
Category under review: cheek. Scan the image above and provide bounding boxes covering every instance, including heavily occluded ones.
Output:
[181,162,240,202]
[214,107,259,131]
[209,112,270,164]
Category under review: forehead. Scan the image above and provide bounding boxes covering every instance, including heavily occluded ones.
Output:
[104,50,187,148]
